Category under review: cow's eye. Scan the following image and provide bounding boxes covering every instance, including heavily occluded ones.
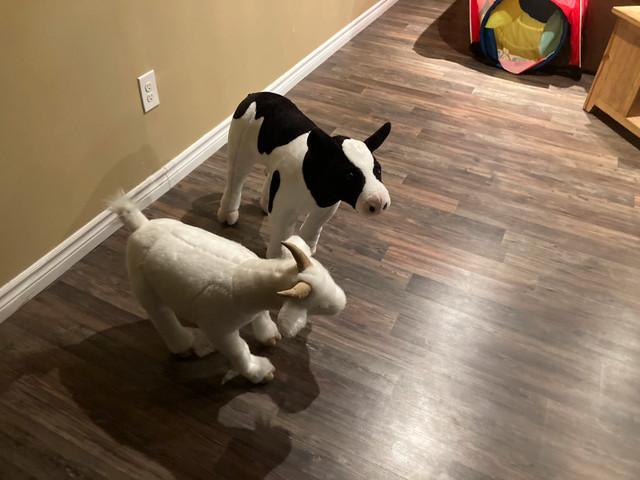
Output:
[346,172,354,181]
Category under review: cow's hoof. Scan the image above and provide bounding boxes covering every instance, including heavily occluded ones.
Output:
[217,208,239,225]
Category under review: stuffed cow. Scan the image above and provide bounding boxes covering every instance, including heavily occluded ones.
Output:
[217,92,392,258]
[111,198,346,384]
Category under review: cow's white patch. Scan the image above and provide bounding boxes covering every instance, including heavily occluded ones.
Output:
[342,138,375,172]
[342,139,390,214]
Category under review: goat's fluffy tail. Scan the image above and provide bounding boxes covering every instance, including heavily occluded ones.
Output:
[109,196,149,232]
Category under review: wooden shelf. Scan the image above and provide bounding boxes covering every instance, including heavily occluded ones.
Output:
[584,6,640,138]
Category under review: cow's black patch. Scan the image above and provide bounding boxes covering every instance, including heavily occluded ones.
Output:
[268,170,280,213]
[302,129,365,209]
[234,92,317,155]
[364,122,391,152]
[373,158,382,181]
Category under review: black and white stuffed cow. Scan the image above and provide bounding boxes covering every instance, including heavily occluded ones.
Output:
[217,92,391,258]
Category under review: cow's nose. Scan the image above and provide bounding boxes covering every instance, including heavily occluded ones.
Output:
[363,192,390,215]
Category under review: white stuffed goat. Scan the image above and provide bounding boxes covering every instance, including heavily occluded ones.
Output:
[218,92,392,258]
[111,198,346,384]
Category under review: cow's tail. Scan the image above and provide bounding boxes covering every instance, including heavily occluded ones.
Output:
[109,194,149,232]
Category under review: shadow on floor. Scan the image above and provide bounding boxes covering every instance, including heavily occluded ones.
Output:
[1,320,320,479]
[178,191,271,259]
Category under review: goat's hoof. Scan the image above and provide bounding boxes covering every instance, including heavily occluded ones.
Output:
[217,208,239,225]
[174,347,195,359]
[263,332,282,347]
[188,327,215,357]
[247,358,276,384]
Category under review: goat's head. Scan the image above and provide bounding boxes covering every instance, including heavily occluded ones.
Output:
[276,237,346,337]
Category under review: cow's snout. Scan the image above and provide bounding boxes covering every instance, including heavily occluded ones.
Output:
[360,191,390,216]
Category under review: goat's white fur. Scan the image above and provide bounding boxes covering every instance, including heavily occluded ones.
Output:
[110,198,346,384]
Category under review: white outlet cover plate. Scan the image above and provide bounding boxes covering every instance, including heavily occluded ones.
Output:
[137,70,160,113]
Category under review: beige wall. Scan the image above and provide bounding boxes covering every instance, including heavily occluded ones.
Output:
[0,0,378,287]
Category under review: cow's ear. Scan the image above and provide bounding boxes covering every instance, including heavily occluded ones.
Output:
[364,122,391,152]
[307,127,335,154]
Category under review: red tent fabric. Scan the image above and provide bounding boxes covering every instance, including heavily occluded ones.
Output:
[470,0,588,72]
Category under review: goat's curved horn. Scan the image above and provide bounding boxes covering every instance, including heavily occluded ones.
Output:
[282,241,313,272]
[277,281,312,299]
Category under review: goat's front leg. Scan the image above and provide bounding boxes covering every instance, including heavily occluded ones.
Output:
[277,301,308,338]
[298,203,340,255]
[208,329,275,384]
[251,311,281,346]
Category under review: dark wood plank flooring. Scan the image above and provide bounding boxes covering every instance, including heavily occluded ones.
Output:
[2,0,640,478]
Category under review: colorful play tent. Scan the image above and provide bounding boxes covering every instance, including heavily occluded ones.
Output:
[470,0,588,74]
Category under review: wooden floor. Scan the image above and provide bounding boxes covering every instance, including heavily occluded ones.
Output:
[2,0,640,478]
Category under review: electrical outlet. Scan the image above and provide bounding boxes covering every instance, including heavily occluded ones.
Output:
[137,70,160,113]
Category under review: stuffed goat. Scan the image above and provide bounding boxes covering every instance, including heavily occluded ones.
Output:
[218,92,392,258]
[111,198,346,384]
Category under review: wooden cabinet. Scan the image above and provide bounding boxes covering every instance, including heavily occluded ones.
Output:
[584,6,640,138]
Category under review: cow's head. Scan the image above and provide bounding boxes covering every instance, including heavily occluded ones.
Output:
[302,122,391,215]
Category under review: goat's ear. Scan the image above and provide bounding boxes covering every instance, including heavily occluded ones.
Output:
[364,122,391,152]
[277,281,312,299]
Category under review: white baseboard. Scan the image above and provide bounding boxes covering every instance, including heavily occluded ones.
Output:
[264,0,398,94]
[0,0,398,323]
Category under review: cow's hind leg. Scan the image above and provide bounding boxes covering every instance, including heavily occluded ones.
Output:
[217,123,257,225]
[218,160,254,225]
[298,203,340,255]
[260,169,272,215]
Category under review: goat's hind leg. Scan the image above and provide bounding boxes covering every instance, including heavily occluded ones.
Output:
[131,278,195,356]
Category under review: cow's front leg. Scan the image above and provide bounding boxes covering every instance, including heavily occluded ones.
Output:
[298,203,340,255]
[267,209,298,258]
[251,311,281,346]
